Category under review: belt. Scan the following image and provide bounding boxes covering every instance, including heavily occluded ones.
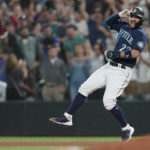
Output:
[45,82,58,87]
[110,61,126,69]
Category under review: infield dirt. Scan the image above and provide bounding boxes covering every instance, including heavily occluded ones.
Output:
[87,135,150,150]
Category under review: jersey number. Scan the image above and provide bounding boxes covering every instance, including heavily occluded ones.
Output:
[119,44,131,52]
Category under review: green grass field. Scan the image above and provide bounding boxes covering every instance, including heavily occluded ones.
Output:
[0,136,121,150]
[0,136,121,142]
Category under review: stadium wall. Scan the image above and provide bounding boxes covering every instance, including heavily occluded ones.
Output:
[0,101,149,136]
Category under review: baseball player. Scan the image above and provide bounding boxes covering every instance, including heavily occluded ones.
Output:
[49,7,147,142]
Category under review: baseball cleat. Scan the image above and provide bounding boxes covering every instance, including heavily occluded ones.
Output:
[49,112,73,126]
[121,124,134,142]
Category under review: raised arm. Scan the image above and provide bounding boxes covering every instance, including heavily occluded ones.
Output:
[105,14,121,27]
[105,9,129,32]
[79,0,89,21]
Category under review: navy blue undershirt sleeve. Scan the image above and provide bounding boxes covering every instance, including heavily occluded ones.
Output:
[105,14,127,32]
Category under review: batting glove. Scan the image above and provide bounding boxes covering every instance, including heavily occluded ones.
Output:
[105,50,120,59]
[119,9,129,18]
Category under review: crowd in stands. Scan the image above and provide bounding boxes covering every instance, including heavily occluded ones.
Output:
[0,0,150,102]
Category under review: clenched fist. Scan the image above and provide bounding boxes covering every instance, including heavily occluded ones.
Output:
[119,9,130,18]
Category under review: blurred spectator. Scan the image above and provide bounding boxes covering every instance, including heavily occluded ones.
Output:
[136,44,150,100]
[40,45,67,102]
[91,0,105,14]
[56,16,70,41]
[5,53,35,101]
[124,68,138,101]
[41,24,59,56]
[31,22,42,42]
[0,48,10,82]
[70,11,89,37]
[17,26,42,69]
[83,41,94,58]
[18,60,37,99]
[106,30,118,51]
[5,21,15,34]
[70,0,89,37]
[138,0,149,21]
[146,0,150,23]
[10,2,22,18]
[49,10,58,33]
[44,0,55,12]
[36,0,47,7]
[103,0,120,19]
[0,48,8,102]
[63,24,86,63]
[35,8,50,25]
[88,43,105,75]
[69,44,89,101]
[33,4,43,23]
[86,0,98,14]
[0,9,5,35]
[55,0,74,18]
[1,26,24,59]
[143,19,150,49]
[28,2,36,21]
[20,0,30,9]
[3,3,22,28]
[17,14,28,28]
[55,16,70,63]
[87,0,120,18]
[127,0,140,9]
[88,8,111,46]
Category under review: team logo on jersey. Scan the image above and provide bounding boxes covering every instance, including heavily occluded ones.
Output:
[137,41,144,48]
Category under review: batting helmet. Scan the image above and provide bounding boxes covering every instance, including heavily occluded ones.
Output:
[129,7,144,28]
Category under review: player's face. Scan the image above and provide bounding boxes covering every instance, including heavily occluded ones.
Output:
[129,14,141,28]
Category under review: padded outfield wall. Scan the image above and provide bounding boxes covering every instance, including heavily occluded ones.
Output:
[0,101,149,136]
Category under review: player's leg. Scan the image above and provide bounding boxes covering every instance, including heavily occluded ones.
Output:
[70,83,78,101]
[66,64,107,115]
[102,66,134,142]
[49,64,107,126]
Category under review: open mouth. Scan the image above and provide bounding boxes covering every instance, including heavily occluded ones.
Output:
[130,21,136,26]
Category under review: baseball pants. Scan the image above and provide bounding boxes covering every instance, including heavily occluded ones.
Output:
[78,62,133,110]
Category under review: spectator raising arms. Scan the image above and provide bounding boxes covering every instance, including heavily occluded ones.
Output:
[88,8,112,46]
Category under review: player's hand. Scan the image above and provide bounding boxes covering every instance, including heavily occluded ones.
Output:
[119,9,129,18]
[105,50,120,59]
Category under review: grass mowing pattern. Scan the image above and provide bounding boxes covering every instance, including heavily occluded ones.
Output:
[0,136,120,142]
[0,146,85,150]
[0,137,121,150]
